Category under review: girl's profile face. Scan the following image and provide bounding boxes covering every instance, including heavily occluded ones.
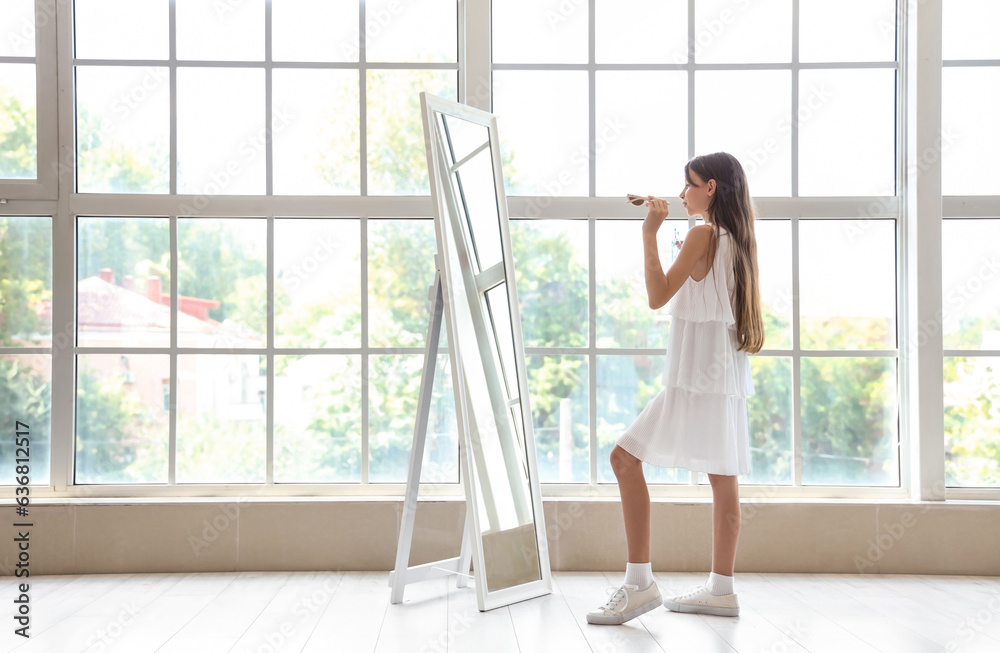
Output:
[679,169,713,219]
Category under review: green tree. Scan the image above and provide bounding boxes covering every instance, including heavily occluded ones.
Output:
[0,84,35,178]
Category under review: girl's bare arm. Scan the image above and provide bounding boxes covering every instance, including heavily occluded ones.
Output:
[644,224,713,310]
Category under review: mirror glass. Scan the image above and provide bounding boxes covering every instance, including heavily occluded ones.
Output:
[431,107,543,594]
[439,117,503,273]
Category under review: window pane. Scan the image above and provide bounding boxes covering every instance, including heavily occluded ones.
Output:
[367,219,437,348]
[694,0,791,64]
[365,0,457,63]
[177,68,265,195]
[799,0,895,63]
[595,0,686,64]
[596,218,685,350]
[798,69,895,197]
[177,218,266,349]
[945,356,1000,487]
[76,353,169,483]
[273,69,360,194]
[272,0,359,63]
[943,0,1000,60]
[942,67,1000,196]
[757,219,792,350]
[176,354,266,483]
[942,219,1000,351]
[274,354,364,482]
[1,354,51,485]
[78,217,171,348]
[799,219,895,350]
[275,218,361,349]
[696,70,791,196]
[492,0,587,64]
[510,219,588,348]
[595,71,688,197]
[528,354,589,483]
[596,354,688,484]
[365,69,456,195]
[369,354,458,483]
[0,216,52,346]
[176,0,264,61]
[0,63,37,179]
[0,1,34,56]
[74,0,169,60]
[76,66,170,193]
[493,71,589,197]
[744,356,792,484]
[801,356,898,485]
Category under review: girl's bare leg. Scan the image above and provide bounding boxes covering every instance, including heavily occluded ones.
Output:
[610,445,650,562]
[706,473,741,576]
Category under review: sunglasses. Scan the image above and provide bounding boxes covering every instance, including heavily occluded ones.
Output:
[626,194,670,206]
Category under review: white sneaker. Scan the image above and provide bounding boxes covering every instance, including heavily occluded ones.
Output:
[663,584,740,617]
[586,582,662,625]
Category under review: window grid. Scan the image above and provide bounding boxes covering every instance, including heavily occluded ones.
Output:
[0,0,59,199]
[493,0,905,490]
[941,32,1000,494]
[3,1,996,500]
[71,0,459,197]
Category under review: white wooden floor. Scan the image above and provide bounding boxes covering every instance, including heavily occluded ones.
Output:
[2,570,999,652]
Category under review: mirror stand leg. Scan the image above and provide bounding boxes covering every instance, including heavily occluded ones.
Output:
[456,505,474,589]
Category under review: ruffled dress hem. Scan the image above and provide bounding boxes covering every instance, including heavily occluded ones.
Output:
[614,225,754,476]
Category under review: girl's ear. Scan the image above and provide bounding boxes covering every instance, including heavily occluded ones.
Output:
[708,179,716,196]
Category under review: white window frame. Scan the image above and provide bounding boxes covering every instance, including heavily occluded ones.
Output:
[0,0,59,201]
[938,8,1000,501]
[0,0,995,502]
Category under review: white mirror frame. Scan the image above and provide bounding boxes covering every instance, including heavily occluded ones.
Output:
[420,91,552,611]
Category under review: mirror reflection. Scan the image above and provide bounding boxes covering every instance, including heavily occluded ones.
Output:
[433,109,542,593]
[439,114,504,273]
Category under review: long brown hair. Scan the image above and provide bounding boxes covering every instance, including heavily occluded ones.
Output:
[684,152,765,355]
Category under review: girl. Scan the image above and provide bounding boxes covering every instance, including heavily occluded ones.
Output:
[587,152,765,625]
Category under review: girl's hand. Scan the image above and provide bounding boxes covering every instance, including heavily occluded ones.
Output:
[642,196,669,233]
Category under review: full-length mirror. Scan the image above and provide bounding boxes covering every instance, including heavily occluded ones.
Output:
[421,92,552,610]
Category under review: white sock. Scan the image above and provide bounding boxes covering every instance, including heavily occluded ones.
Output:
[706,571,734,596]
[624,562,653,590]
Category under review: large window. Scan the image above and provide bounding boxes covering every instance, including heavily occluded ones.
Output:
[63,0,461,488]
[0,2,996,499]
[941,0,1000,489]
[492,0,901,489]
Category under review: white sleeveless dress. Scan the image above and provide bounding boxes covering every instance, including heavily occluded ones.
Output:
[615,225,755,476]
